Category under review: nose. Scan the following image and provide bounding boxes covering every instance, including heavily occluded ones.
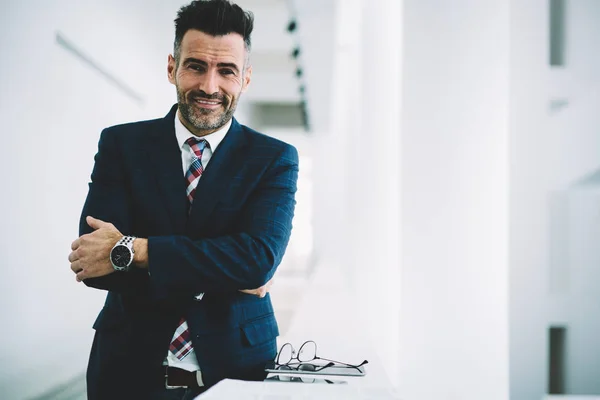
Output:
[199,70,219,95]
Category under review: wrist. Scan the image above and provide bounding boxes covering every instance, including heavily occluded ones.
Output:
[133,238,149,268]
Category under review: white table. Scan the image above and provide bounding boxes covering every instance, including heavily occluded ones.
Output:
[196,377,401,399]
[196,348,399,399]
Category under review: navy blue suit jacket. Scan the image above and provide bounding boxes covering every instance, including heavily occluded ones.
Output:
[80,105,298,398]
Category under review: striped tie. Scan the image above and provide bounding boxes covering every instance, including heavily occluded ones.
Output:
[184,137,208,205]
[169,137,209,360]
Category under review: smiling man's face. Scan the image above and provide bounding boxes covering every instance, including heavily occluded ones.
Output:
[168,29,252,136]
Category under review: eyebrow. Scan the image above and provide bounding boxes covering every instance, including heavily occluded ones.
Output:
[184,58,240,73]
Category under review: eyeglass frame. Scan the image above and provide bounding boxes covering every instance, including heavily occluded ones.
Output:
[275,340,369,372]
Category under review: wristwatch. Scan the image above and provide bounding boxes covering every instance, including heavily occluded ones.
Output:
[110,236,136,272]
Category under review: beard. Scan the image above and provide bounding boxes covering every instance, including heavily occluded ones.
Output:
[177,87,239,133]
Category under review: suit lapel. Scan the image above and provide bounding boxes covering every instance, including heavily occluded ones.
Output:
[144,104,188,234]
[187,118,248,232]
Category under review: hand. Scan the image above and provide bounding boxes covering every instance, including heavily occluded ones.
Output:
[69,216,123,282]
[239,278,274,298]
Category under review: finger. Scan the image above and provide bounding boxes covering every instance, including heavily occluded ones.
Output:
[71,238,80,251]
[86,216,111,230]
[76,270,86,282]
[71,260,83,274]
[68,250,79,263]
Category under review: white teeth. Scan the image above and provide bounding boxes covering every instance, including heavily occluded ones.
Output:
[195,99,220,105]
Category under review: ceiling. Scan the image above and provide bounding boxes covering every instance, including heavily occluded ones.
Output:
[231,0,337,132]
[234,0,302,104]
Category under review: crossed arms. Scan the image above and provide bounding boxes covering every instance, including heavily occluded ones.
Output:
[68,128,299,300]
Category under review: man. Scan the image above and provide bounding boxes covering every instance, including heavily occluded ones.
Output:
[67,1,298,398]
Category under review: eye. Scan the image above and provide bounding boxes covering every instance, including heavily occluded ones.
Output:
[220,69,235,76]
[189,64,205,72]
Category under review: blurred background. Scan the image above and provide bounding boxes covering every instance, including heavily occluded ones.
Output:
[1,0,599,399]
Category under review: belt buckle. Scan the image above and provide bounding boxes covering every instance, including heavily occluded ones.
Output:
[164,368,186,390]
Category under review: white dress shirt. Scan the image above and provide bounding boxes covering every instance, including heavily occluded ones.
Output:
[164,111,231,375]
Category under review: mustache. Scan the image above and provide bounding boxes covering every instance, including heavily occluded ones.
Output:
[189,90,226,102]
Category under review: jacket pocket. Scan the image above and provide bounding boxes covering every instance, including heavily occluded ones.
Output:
[240,314,279,347]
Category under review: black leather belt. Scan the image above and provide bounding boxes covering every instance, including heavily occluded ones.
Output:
[164,366,200,388]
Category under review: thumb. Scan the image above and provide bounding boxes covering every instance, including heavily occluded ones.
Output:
[86,216,109,230]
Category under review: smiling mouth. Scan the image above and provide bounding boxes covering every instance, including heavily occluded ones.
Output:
[193,98,222,108]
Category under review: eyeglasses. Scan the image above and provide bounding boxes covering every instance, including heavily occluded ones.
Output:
[275,340,368,373]
[266,374,346,384]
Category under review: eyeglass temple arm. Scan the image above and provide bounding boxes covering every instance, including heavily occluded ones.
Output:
[315,356,369,369]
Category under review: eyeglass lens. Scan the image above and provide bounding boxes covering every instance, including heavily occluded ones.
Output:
[297,341,317,362]
[277,341,318,364]
[277,343,294,364]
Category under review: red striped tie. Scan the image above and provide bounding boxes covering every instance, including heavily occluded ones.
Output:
[184,138,208,205]
[169,137,208,360]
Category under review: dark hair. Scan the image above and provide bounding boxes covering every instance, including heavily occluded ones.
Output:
[174,0,254,63]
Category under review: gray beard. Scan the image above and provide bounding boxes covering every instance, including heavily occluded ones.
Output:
[177,90,238,133]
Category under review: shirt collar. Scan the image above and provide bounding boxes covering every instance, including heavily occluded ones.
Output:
[174,109,232,153]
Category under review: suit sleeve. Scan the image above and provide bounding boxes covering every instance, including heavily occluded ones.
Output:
[79,128,149,293]
[147,144,298,299]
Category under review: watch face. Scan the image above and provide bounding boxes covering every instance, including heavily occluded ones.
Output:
[111,245,132,269]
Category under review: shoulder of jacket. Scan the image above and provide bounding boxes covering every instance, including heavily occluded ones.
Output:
[239,123,298,155]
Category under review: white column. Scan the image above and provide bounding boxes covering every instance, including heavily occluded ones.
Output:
[312,0,402,386]
[351,0,402,387]
[399,1,510,399]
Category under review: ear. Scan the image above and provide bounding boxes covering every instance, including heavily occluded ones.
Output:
[241,65,252,93]
[167,54,177,85]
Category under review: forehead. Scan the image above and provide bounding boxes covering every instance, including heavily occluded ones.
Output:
[180,29,246,65]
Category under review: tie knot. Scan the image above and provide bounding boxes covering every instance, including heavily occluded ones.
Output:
[185,137,209,159]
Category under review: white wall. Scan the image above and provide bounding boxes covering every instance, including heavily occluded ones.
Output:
[510,0,600,398]
[299,0,600,397]
[309,1,512,397]
[559,189,600,393]
[509,1,550,398]
[302,0,402,387]
[314,1,510,397]
[0,1,179,398]
[399,1,510,399]
[353,0,402,387]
